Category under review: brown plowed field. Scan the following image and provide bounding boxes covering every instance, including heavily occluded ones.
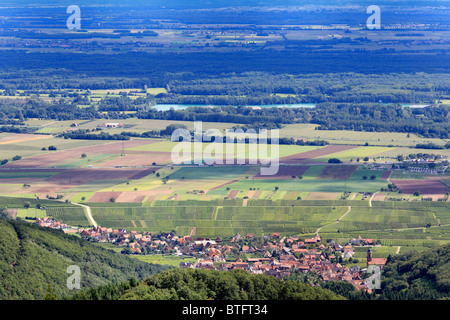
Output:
[391,179,450,195]
[4,140,152,168]
[227,190,239,198]
[305,192,340,200]
[381,171,392,180]
[280,145,358,164]
[45,168,153,185]
[316,165,357,179]
[422,194,447,201]
[87,191,123,203]
[210,179,239,190]
[0,133,50,145]
[253,165,310,179]
[113,190,173,203]
[372,193,386,201]
[5,209,17,218]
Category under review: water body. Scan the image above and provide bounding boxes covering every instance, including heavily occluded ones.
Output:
[152,103,316,111]
[401,104,431,108]
[152,103,432,111]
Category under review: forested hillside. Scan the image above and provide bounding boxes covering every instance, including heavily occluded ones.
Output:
[0,216,169,300]
[69,268,344,300]
[319,244,450,300]
[379,244,450,300]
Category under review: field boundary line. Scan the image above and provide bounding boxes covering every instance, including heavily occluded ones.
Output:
[369,192,378,207]
[316,205,351,236]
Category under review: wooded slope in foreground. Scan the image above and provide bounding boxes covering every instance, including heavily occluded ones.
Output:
[0,217,169,300]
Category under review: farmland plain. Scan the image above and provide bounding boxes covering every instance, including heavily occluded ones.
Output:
[0,121,448,261]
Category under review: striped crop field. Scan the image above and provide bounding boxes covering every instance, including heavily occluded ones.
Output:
[89,203,348,237]
[312,146,394,162]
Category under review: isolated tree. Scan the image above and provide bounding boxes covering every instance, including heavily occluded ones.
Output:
[328,158,342,164]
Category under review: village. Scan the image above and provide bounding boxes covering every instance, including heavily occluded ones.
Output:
[35,217,387,293]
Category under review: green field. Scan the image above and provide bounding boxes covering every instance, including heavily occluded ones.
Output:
[45,206,90,226]
[349,168,385,180]
[280,123,448,147]
[89,203,348,237]
[389,171,425,180]
[0,171,61,179]
[313,146,394,162]
[16,208,47,219]
[2,192,449,260]
[132,254,197,267]
[218,178,388,193]
[168,166,250,180]
[301,165,326,179]
[68,199,450,254]
[0,135,114,161]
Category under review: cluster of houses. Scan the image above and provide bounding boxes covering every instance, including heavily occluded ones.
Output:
[98,122,124,128]
[36,217,71,231]
[185,233,386,292]
[34,218,386,292]
[77,226,386,292]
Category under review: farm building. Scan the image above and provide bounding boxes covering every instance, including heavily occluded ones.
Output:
[99,122,124,128]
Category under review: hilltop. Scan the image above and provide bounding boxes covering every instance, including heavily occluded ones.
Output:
[379,244,450,300]
[0,215,170,300]
[69,267,344,300]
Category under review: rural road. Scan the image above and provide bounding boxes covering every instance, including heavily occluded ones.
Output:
[72,202,97,228]
[316,206,352,236]
[369,192,378,207]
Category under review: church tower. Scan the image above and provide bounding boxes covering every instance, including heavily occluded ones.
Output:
[367,247,373,263]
